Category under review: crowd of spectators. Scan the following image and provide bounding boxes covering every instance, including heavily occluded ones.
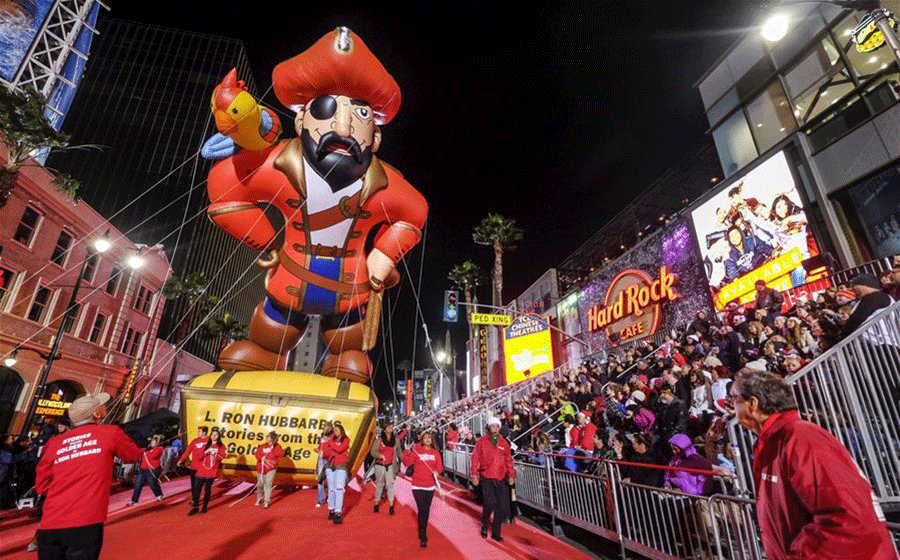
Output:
[429,265,900,499]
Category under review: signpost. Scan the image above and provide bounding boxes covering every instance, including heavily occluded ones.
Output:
[470,313,512,326]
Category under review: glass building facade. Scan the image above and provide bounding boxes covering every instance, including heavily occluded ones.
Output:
[48,18,266,363]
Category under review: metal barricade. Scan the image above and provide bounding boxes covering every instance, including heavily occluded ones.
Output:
[726,418,757,499]
[550,465,619,542]
[888,522,900,558]
[514,461,554,513]
[786,300,900,509]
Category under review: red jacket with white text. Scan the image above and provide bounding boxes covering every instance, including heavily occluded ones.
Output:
[753,410,894,560]
[36,423,143,530]
[139,446,163,470]
[255,443,285,475]
[194,443,226,478]
[402,444,443,489]
[179,436,209,470]
[471,434,515,481]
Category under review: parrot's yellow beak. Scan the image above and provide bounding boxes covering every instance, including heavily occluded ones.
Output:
[214,110,237,134]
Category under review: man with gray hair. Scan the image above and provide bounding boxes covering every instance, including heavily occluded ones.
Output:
[730,370,894,559]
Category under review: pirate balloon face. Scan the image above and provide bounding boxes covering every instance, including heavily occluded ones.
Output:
[296,95,381,190]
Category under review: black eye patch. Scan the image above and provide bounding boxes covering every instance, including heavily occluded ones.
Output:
[309,96,337,120]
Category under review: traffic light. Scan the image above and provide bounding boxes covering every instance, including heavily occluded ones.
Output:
[443,290,459,322]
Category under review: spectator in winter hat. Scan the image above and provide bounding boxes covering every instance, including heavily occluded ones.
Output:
[664,434,713,496]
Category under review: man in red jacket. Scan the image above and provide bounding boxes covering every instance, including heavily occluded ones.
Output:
[179,425,209,490]
[255,431,284,508]
[127,434,164,506]
[471,417,515,542]
[731,370,895,560]
[35,393,143,560]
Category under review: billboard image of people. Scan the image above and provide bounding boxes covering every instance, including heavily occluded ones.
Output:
[691,151,823,309]
[1,0,53,82]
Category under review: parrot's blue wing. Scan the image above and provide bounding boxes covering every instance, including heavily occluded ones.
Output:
[201,133,237,159]
[259,108,274,136]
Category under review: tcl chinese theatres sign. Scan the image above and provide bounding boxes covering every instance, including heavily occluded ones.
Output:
[586,267,679,344]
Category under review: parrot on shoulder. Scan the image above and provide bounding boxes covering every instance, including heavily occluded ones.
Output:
[201,68,281,159]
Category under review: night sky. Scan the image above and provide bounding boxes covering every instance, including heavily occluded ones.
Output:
[112,1,757,401]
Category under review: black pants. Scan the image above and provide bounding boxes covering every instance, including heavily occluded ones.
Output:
[191,476,214,509]
[37,523,103,560]
[480,478,510,538]
[412,489,434,540]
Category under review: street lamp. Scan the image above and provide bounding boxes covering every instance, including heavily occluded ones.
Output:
[761,1,900,65]
[4,351,17,368]
[18,234,110,433]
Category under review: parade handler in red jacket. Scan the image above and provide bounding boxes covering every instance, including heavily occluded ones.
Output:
[202,26,428,383]
[402,431,443,548]
[731,370,895,560]
[35,393,143,560]
[471,417,516,542]
[254,431,285,508]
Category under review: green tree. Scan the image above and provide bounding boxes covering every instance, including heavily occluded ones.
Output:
[448,260,482,319]
[201,312,249,354]
[473,214,524,307]
[0,87,89,206]
[161,272,220,405]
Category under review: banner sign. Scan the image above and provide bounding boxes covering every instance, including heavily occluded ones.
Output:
[586,267,679,345]
[471,312,512,326]
[503,314,554,385]
[478,326,488,391]
[35,398,71,417]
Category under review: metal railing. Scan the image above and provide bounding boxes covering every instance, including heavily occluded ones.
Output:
[441,444,767,560]
[831,255,898,286]
[727,300,900,509]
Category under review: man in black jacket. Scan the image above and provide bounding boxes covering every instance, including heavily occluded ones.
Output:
[754,280,784,325]
[841,274,894,339]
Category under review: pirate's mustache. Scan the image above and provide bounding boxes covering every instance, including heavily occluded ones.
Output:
[315,131,364,163]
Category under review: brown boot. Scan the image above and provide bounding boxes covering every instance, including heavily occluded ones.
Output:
[219,340,281,371]
[321,350,372,384]
[218,301,305,371]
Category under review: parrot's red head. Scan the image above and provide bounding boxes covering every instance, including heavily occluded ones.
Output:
[211,68,256,133]
[212,68,247,111]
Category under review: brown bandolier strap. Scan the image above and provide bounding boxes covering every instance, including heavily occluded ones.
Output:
[305,191,365,231]
[292,242,356,258]
[278,250,370,295]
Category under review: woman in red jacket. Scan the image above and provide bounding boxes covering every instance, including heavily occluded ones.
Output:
[324,422,350,524]
[188,428,226,515]
[255,431,284,508]
[369,421,399,514]
[127,435,164,506]
[402,431,443,548]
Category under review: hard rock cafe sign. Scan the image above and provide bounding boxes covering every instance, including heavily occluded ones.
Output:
[587,267,679,344]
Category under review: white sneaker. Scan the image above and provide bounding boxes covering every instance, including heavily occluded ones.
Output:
[315,502,322,508]
[125,502,135,507]
[156,496,163,502]
[27,543,37,552]
[265,501,270,509]
[255,497,262,506]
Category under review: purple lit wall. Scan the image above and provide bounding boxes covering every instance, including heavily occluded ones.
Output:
[574,220,712,353]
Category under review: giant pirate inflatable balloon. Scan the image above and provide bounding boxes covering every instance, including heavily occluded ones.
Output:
[202,27,428,383]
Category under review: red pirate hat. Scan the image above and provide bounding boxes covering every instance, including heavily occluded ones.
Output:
[272,27,401,125]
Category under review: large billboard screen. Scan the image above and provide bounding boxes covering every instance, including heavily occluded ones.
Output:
[503,314,554,385]
[690,151,824,310]
[1,1,54,82]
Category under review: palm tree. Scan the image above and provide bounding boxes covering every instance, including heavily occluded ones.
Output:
[0,87,86,207]
[473,214,524,307]
[201,312,249,354]
[161,272,220,405]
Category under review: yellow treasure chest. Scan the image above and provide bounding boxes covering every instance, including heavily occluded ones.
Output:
[180,370,376,485]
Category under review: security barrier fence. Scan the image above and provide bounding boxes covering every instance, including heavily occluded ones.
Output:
[442,444,775,560]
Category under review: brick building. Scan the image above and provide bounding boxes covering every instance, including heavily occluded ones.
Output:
[0,147,174,434]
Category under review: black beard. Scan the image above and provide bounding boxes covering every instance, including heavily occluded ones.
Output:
[300,129,372,192]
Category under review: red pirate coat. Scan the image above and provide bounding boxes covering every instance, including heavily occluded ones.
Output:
[206,138,427,316]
